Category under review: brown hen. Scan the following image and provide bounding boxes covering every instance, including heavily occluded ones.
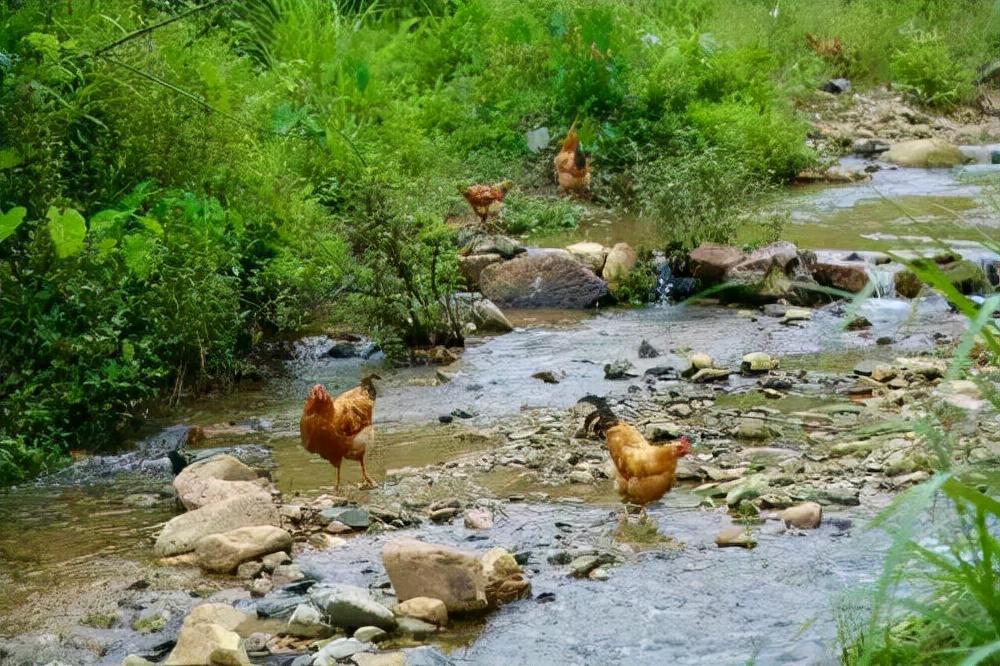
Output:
[461,180,514,229]
[580,396,691,518]
[554,122,591,193]
[300,375,381,490]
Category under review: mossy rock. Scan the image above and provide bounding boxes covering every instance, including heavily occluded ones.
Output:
[895,259,987,297]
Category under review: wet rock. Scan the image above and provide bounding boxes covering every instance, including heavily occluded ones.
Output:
[458,254,503,289]
[568,555,603,577]
[741,352,777,374]
[821,78,851,94]
[395,598,448,627]
[272,563,305,585]
[263,550,292,572]
[568,470,593,484]
[734,418,779,441]
[450,293,513,334]
[565,242,608,273]
[852,138,890,156]
[396,616,438,639]
[250,575,273,597]
[309,584,396,630]
[383,538,528,612]
[781,308,812,323]
[173,453,264,511]
[884,138,968,168]
[728,242,799,275]
[354,626,388,643]
[463,508,493,530]
[689,243,745,282]
[681,353,715,378]
[638,339,659,358]
[602,242,639,284]
[691,368,731,383]
[287,603,333,638]
[778,502,822,529]
[845,316,872,331]
[532,371,560,384]
[604,360,637,380]
[256,591,310,619]
[852,359,881,376]
[645,422,683,441]
[897,356,946,380]
[812,261,870,293]
[195,525,292,573]
[238,561,264,579]
[808,485,860,506]
[164,604,251,666]
[429,507,460,523]
[155,493,280,556]
[245,632,270,652]
[314,638,371,665]
[480,252,610,309]
[481,547,532,605]
[715,526,756,549]
[319,507,371,530]
[459,233,525,259]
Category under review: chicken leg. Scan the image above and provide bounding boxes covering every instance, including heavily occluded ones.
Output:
[358,424,377,490]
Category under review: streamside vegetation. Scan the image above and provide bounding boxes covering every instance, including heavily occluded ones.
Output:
[1,0,998,483]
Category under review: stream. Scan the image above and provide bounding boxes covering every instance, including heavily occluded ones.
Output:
[1,152,997,665]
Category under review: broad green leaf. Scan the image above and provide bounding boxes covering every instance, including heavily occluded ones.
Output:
[138,216,164,236]
[0,148,22,171]
[46,206,86,258]
[122,233,152,278]
[95,237,117,254]
[0,206,27,243]
[89,209,124,235]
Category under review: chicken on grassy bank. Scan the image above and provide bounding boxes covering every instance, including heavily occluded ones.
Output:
[300,375,381,491]
[579,395,691,523]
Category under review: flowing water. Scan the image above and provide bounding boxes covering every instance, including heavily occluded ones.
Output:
[0,153,995,664]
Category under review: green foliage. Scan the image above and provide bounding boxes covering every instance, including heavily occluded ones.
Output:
[891,29,976,110]
[610,262,658,306]
[502,193,581,236]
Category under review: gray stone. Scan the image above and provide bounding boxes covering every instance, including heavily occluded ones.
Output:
[319,507,370,529]
[309,584,396,630]
[479,252,610,308]
[313,638,371,665]
[353,626,388,643]
[396,617,437,639]
[287,603,333,638]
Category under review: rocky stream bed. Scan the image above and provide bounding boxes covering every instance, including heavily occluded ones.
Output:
[3,92,1000,666]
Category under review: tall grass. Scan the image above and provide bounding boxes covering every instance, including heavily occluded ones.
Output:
[838,249,1000,665]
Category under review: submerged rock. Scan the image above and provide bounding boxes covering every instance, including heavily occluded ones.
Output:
[638,339,659,358]
[604,360,637,380]
[778,502,823,529]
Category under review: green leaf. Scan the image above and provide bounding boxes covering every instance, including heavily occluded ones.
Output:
[46,206,86,258]
[122,233,151,278]
[121,340,134,362]
[0,206,27,243]
[0,148,22,171]
[89,209,124,235]
[959,640,1000,666]
[138,216,164,236]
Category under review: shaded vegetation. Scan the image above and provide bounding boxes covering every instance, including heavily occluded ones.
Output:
[1,0,998,481]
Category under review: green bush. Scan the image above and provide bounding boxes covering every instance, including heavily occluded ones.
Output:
[890,29,976,110]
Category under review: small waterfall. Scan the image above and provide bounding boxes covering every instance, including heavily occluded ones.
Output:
[865,263,897,298]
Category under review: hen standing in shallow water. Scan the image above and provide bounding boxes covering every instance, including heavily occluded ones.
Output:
[299,375,381,490]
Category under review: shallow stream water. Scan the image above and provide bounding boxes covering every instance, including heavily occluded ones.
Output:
[0,154,993,664]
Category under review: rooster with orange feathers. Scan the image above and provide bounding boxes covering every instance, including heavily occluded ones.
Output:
[580,396,691,523]
[300,375,381,490]
[554,122,591,194]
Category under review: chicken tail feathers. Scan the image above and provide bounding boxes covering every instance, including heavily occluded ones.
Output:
[578,395,619,437]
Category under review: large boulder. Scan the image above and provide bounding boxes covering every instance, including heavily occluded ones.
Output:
[309,584,397,630]
[689,243,745,282]
[382,538,529,613]
[726,242,799,276]
[601,242,638,284]
[884,138,968,168]
[565,242,608,273]
[458,253,503,290]
[195,525,292,573]
[155,493,281,556]
[164,604,251,666]
[812,261,870,293]
[173,454,265,511]
[479,252,609,308]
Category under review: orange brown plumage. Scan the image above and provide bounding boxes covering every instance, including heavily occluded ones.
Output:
[300,375,380,490]
[553,123,591,193]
